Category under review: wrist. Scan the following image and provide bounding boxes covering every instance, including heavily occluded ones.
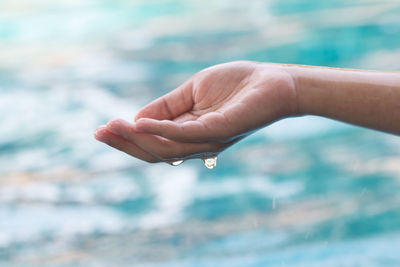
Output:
[264,62,301,117]
[243,61,302,119]
[281,64,321,117]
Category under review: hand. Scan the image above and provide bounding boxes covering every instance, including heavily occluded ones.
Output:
[94,61,298,163]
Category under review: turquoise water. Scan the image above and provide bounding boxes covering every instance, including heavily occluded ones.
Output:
[1,0,400,266]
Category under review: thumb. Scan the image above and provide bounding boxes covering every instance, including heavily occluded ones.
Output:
[134,79,194,121]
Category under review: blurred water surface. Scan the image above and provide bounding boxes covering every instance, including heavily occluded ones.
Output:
[1,0,400,266]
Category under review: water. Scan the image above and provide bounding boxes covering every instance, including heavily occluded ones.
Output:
[1,0,400,266]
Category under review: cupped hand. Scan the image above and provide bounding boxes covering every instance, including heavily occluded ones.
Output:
[94,61,298,163]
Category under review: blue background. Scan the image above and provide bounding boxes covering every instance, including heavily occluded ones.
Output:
[1,0,400,266]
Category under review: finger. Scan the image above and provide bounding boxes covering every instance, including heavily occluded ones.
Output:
[94,126,160,163]
[107,119,226,160]
[134,79,194,121]
[134,112,234,142]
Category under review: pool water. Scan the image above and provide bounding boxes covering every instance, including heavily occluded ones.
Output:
[1,0,400,266]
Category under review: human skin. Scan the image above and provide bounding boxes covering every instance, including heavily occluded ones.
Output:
[94,61,400,163]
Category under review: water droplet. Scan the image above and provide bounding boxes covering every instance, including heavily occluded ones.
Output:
[204,157,217,169]
[169,160,184,166]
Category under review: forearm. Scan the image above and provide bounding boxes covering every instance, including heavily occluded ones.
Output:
[285,65,400,135]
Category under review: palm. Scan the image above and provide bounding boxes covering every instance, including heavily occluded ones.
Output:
[95,61,297,163]
[169,62,296,141]
[173,63,256,125]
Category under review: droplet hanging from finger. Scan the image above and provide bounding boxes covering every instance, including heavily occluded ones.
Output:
[168,160,184,166]
[203,156,217,169]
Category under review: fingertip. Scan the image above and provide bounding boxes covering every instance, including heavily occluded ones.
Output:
[106,118,128,134]
[94,125,108,141]
[107,118,124,127]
